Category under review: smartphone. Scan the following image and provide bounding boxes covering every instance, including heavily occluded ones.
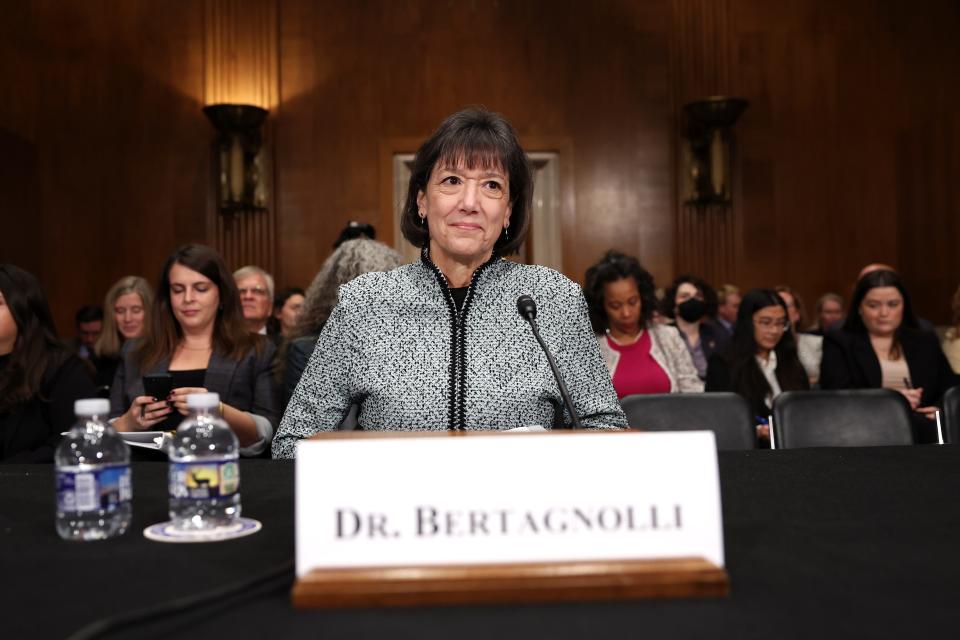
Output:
[143,373,174,401]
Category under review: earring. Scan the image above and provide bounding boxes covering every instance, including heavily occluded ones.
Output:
[419,210,426,226]
[504,222,510,239]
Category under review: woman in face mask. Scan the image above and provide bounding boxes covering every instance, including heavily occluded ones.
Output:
[661,275,728,380]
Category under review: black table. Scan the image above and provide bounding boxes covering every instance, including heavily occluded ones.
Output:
[3,446,960,639]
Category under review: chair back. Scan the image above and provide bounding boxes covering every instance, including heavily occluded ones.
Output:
[620,392,756,450]
[942,385,960,445]
[772,389,913,449]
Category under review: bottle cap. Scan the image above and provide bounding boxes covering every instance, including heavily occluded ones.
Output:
[186,392,220,409]
[75,398,110,416]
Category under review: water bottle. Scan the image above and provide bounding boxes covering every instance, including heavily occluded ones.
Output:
[55,398,132,540]
[168,392,241,530]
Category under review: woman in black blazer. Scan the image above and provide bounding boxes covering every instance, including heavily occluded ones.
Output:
[0,265,97,463]
[820,269,958,442]
[110,245,278,456]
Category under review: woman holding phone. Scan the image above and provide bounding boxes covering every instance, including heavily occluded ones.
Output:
[110,244,279,455]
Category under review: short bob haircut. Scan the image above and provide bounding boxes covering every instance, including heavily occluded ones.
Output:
[583,251,658,334]
[400,107,533,256]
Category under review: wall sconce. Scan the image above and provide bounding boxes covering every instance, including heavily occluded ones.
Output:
[203,104,269,212]
[681,96,748,206]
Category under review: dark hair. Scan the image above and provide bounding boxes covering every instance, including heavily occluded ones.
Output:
[661,274,718,319]
[0,264,69,412]
[721,288,809,410]
[75,305,103,326]
[334,221,376,248]
[583,251,658,334]
[400,107,533,256]
[273,287,305,312]
[269,287,305,335]
[136,244,261,370]
[842,269,918,359]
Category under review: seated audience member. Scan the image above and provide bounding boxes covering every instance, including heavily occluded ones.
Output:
[271,287,305,340]
[92,276,153,390]
[774,285,823,386]
[333,221,377,248]
[584,251,702,398]
[809,292,845,335]
[716,284,741,336]
[706,289,810,446]
[71,304,103,360]
[233,265,275,338]
[941,285,960,374]
[111,245,279,456]
[857,263,935,332]
[0,265,97,463]
[662,275,728,380]
[282,238,403,408]
[820,269,958,443]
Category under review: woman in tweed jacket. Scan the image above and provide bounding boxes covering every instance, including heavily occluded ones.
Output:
[274,108,626,458]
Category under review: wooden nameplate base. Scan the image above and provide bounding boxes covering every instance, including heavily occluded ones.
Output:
[292,556,729,608]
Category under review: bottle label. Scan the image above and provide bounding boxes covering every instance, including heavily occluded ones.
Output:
[57,464,132,513]
[169,460,240,500]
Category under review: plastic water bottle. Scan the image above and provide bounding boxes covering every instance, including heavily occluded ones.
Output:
[55,398,132,540]
[168,392,241,529]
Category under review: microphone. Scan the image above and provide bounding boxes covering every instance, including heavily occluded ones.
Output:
[516,295,583,429]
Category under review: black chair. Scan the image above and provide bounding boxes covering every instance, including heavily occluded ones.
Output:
[771,389,913,449]
[620,392,756,450]
[941,385,960,445]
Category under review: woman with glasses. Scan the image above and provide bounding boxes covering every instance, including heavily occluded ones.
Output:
[820,269,957,443]
[706,289,810,445]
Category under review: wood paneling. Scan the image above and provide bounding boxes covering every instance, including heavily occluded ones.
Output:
[2,0,958,332]
[204,0,279,273]
[0,1,209,335]
[274,0,675,291]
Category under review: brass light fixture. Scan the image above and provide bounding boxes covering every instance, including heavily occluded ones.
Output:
[203,103,269,212]
[681,96,748,206]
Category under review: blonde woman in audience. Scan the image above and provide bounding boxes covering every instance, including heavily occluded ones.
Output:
[942,285,960,374]
[93,276,153,390]
[809,292,844,335]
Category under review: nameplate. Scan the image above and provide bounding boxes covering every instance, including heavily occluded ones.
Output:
[295,430,724,577]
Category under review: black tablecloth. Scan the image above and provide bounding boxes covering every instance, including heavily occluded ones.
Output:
[3,446,960,639]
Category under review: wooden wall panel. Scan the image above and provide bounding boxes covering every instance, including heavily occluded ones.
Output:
[3,0,958,334]
[0,1,209,335]
[204,0,279,274]
[274,0,676,291]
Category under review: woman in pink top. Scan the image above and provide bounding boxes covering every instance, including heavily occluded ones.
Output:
[585,251,702,399]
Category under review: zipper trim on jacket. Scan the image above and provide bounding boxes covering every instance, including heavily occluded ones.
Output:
[421,248,499,430]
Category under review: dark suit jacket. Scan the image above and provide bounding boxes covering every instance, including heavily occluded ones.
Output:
[109,339,280,448]
[1,354,97,463]
[820,328,959,407]
[284,335,318,410]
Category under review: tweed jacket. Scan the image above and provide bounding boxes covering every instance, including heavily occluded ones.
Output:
[596,324,704,393]
[110,338,279,456]
[273,254,627,458]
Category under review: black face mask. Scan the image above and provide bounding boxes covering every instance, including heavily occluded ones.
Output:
[677,298,707,323]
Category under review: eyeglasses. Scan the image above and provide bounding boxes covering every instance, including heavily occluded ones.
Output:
[238,287,269,297]
[755,318,790,331]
